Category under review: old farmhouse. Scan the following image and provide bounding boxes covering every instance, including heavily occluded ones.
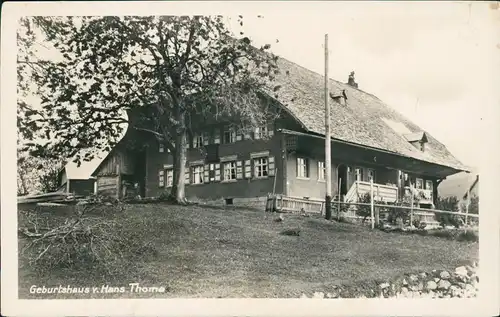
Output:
[91,56,469,207]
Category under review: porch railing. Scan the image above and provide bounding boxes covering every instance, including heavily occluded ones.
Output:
[345,181,398,203]
[404,187,433,206]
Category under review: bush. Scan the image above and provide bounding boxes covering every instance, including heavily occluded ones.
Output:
[355,193,372,223]
[434,196,462,227]
[457,229,479,242]
[386,196,412,226]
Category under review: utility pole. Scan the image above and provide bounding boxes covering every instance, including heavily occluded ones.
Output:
[324,34,332,220]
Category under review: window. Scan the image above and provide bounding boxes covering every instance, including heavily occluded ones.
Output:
[158,170,164,187]
[254,125,269,139]
[202,132,209,146]
[367,169,375,182]
[297,158,309,178]
[223,126,236,143]
[355,167,363,182]
[192,165,204,184]
[318,161,326,181]
[415,178,424,189]
[236,129,243,141]
[193,133,203,148]
[425,180,433,191]
[254,157,268,178]
[166,169,173,187]
[159,143,164,153]
[223,162,237,181]
[214,130,221,144]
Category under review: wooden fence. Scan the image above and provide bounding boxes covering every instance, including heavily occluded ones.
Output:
[265,194,324,214]
[265,181,479,228]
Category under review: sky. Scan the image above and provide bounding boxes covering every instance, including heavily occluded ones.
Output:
[225,1,500,170]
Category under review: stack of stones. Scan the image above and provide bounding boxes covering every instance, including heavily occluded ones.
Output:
[300,264,478,299]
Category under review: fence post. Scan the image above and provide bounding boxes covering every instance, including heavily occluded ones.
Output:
[410,184,414,228]
[370,179,374,229]
[337,178,342,221]
[116,164,121,200]
[465,188,470,226]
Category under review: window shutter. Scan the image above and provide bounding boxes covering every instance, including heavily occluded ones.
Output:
[214,163,221,181]
[159,170,165,187]
[268,156,275,176]
[236,161,243,179]
[185,169,190,184]
[244,160,251,179]
[209,164,215,181]
[254,128,260,140]
[203,132,209,146]
[214,131,221,144]
[204,164,210,183]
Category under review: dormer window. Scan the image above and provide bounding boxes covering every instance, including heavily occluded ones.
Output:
[403,131,428,152]
[420,141,425,152]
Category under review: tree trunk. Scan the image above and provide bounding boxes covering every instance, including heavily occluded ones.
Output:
[171,111,188,204]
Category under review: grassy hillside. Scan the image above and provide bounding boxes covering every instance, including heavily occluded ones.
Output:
[18,203,478,298]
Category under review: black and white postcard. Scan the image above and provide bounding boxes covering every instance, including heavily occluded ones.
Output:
[2,1,499,316]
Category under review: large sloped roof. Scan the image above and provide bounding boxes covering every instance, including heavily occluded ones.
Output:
[261,57,468,172]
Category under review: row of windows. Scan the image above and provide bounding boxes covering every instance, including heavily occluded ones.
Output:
[296,158,376,182]
[158,124,274,153]
[296,158,434,191]
[158,156,275,188]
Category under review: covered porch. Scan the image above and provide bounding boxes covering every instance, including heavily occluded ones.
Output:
[279,129,461,208]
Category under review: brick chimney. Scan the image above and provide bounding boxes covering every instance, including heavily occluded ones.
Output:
[347,71,358,88]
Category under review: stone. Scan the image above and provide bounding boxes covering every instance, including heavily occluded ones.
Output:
[409,274,419,282]
[465,284,475,293]
[457,274,469,283]
[312,291,324,299]
[433,278,440,283]
[402,278,408,286]
[437,279,452,290]
[457,282,467,289]
[455,266,468,277]
[419,272,427,279]
[471,274,479,283]
[379,282,390,289]
[440,271,451,280]
[417,282,424,291]
[465,265,474,275]
[450,285,462,297]
[426,280,438,290]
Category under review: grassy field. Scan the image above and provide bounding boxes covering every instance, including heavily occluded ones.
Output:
[18,203,478,298]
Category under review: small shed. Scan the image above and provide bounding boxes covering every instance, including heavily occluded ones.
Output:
[57,153,107,197]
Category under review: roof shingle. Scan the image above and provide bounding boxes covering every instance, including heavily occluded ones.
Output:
[262,57,468,171]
